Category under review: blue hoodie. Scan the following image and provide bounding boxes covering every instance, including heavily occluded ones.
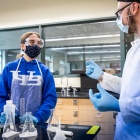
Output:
[0,57,57,123]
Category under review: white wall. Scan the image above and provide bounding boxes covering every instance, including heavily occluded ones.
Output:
[0,0,117,29]
[54,77,81,88]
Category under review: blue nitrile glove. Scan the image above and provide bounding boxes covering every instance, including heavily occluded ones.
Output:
[19,115,38,125]
[86,60,103,80]
[89,84,120,112]
[0,112,6,124]
[0,112,18,124]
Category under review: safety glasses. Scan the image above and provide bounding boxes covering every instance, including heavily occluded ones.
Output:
[115,2,133,19]
[25,38,44,48]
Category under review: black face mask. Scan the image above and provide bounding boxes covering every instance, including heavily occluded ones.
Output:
[24,45,41,58]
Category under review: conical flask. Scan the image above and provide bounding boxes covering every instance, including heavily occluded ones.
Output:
[19,112,37,138]
[47,109,59,132]
[47,109,60,140]
[2,111,19,138]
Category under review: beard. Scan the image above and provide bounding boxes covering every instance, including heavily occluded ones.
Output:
[128,13,137,35]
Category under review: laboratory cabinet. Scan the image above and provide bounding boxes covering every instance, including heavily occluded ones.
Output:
[55,98,79,125]
[55,98,115,140]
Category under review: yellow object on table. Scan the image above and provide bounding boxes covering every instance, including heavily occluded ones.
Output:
[86,126,100,134]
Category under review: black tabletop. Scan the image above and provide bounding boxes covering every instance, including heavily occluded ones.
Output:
[0,123,100,140]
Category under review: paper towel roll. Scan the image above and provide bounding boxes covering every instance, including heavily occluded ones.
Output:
[62,130,73,136]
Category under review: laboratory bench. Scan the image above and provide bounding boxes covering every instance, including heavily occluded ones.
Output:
[0,123,101,140]
[56,92,117,140]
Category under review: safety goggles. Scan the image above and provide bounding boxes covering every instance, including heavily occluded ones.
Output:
[24,38,44,48]
[115,2,133,19]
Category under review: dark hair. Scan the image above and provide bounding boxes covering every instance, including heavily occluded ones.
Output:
[20,31,40,44]
[117,0,140,3]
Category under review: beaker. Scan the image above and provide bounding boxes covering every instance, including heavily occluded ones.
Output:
[19,112,37,138]
[2,111,19,138]
[47,109,59,140]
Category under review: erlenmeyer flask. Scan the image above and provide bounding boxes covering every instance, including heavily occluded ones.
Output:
[19,112,37,138]
[2,111,19,138]
[47,109,59,140]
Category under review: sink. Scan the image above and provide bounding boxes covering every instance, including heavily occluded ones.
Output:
[74,92,87,96]
[57,92,88,97]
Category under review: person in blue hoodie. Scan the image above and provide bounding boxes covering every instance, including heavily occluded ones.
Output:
[0,31,57,124]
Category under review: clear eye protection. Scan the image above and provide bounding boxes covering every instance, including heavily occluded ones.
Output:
[24,38,44,48]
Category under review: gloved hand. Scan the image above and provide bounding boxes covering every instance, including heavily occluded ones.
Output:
[19,115,38,124]
[86,60,103,80]
[0,112,6,124]
[0,112,18,124]
[89,84,120,112]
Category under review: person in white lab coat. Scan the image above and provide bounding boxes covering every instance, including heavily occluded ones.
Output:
[86,0,140,140]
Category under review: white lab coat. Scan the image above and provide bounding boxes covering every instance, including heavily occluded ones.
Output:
[100,39,140,140]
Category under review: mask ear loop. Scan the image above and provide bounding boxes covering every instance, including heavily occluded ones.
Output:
[122,8,133,29]
[21,40,27,53]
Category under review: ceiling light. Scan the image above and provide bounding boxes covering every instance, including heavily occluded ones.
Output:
[7,54,13,56]
[95,59,120,62]
[49,44,120,50]
[86,56,121,60]
[67,51,120,55]
[45,34,120,42]
[50,47,84,50]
